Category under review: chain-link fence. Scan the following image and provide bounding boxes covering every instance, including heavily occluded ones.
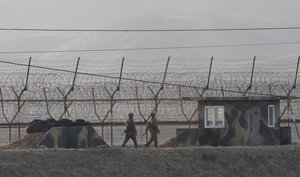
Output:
[0,57,300,145]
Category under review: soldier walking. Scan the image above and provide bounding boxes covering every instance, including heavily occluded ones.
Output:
[144,112,160,148]
[121,113,138,148]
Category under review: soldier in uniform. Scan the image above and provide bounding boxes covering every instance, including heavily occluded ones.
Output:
[121,112,138,148]
[144,112,160,148]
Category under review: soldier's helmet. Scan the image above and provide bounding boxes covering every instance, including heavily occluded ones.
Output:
[128,113,134,117]
[150,112,156,118]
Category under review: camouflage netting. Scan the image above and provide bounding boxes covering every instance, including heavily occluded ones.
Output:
[36,126,108,149]
[26,119,92,133]
[3,120,108,149]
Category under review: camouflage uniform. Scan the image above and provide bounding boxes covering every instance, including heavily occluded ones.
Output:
[144,112,160,148]
[122,113,138,148]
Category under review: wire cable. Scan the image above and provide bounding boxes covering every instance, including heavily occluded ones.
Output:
[1,26,300,32]
[1,41,300,54]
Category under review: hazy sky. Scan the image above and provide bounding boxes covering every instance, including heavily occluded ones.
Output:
[1,0,300,28]
[1,0,300,59]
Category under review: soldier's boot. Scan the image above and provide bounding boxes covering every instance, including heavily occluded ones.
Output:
[132,136,138,148]
[134,141,138,148]
[145,136,155,147]
[154,139,158,148]
[122,136,130,147]
[144,138,153,147]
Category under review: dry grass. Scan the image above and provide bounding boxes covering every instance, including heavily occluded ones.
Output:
[0,145,299,177]
[0,133,43,150]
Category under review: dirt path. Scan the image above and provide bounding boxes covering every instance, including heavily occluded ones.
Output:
[0,145,299,177]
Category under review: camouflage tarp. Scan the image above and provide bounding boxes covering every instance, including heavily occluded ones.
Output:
[34,126,108,148]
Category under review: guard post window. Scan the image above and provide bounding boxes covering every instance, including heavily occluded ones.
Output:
[204,106,225,128]
[268,105,275,127]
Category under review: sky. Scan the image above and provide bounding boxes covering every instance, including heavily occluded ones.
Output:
[0,0,300,60]
[1,0,300,28]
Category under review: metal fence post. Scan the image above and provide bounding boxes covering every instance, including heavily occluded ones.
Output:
[200,56,213,97]
[107,57,124,146]
[43,88,53,119]
[243,56,256,96]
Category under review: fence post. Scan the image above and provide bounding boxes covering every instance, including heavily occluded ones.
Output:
[135,85,149,142]
[91,86,103,139]
[106,57,124,146]
[279,56,300,126]
[18,122,20,140]
[0,87,10,142]
[291,56,300,93]
[10,57,31,128]
[152,56,170,113]
[0,88,9,123]
[178,86,189,127]
[142,57,170,142]
[43,88,53,119]
[221,85,224,96]
[91,87,101,122]
[200,56,213,97]
[155,56,170,113]
[9,124,11,143]
[110,95,113,146]
[243,56,256,96]
[268,85,272,95]
[288,56,300,128]
[63,57,80,118]
[178,86,198,128]
[57,87,71,119]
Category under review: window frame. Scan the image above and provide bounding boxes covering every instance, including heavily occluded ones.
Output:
[204,106,225,128]
[268,105,276,127]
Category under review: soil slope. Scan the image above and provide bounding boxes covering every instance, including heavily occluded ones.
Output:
[0,145,299,177]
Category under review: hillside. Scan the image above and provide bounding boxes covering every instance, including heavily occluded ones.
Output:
[0,145,299,177]
[40,14,300,60]
[2,13,300,61]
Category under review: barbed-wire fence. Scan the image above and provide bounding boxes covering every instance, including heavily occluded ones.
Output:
[0,56,300,145]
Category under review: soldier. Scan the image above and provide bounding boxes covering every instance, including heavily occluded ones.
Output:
[144,112,160,148]
[121,112,138,148]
